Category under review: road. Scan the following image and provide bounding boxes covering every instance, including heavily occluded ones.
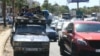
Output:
[4,38,61,56]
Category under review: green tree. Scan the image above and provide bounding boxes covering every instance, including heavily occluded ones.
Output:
[6,0,12,6]
[15,0,26,8]
[42,0,48,10]
[42,0,69,15]
[59,5,69,14]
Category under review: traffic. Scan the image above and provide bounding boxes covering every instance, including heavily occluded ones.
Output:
[9,7,100,56]
[1,0,100,56]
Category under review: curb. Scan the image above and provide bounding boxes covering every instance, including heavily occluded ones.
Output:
[0,29,11,56]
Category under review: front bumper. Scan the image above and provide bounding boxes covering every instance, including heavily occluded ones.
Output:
[13,42,50,52]
[13,47,49,52]
[79,50,100,56]
[75,45,100,56]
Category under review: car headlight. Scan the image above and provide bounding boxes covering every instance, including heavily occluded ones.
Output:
[77,39,87,46]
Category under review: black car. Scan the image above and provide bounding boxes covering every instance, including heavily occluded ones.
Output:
[11,18,50,56]
[46,27,58,42]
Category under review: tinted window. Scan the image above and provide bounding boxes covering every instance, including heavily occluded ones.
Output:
[75,23,100,32]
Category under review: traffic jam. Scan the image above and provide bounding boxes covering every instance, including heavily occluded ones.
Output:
[10,11,100,56]
[2,0,100,56]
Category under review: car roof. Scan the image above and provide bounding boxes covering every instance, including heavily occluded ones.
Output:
[73,21,100,24]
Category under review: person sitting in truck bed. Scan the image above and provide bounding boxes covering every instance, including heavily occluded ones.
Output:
[33,6,46,20]
[35,6,44,15]
[19,6,29,16]
[24,9,34,18]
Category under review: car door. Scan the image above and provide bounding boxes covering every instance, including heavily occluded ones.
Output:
[63,23,74,52]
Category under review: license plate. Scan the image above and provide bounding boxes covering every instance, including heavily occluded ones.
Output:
[96,49,100,52]
[25,48,38,51]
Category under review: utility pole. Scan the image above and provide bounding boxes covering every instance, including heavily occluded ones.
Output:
[2,0,6,27]
[99,0,100,12]
[77,0,79,10]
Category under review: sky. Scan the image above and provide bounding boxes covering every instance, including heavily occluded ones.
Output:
[34,0,100,9]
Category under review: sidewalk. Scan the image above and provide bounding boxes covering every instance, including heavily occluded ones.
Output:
[0,29,11,56]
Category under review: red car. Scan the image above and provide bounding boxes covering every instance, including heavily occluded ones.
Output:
[58,21,100,56]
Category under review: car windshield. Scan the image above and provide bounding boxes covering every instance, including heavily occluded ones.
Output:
[16,25,45,35]
[75,23,100,32]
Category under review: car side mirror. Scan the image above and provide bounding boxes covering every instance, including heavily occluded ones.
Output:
[12,31,15,34]
[67,29,73,33]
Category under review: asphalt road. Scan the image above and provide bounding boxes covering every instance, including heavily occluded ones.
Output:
[4,38,61,56]
[50,42,60,56]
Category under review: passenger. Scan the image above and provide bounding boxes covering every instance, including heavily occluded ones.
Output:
[42,10,49,20]
[35,6,43,15]
[31,8,36,14]
[24,9,34,18]
[19,6,29,16]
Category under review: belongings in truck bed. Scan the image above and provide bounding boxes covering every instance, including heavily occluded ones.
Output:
[16,14,45,20]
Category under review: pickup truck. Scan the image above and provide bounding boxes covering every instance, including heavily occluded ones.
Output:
[11,17,50,56]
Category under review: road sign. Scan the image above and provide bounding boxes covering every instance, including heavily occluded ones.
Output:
[67,0,89,3]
